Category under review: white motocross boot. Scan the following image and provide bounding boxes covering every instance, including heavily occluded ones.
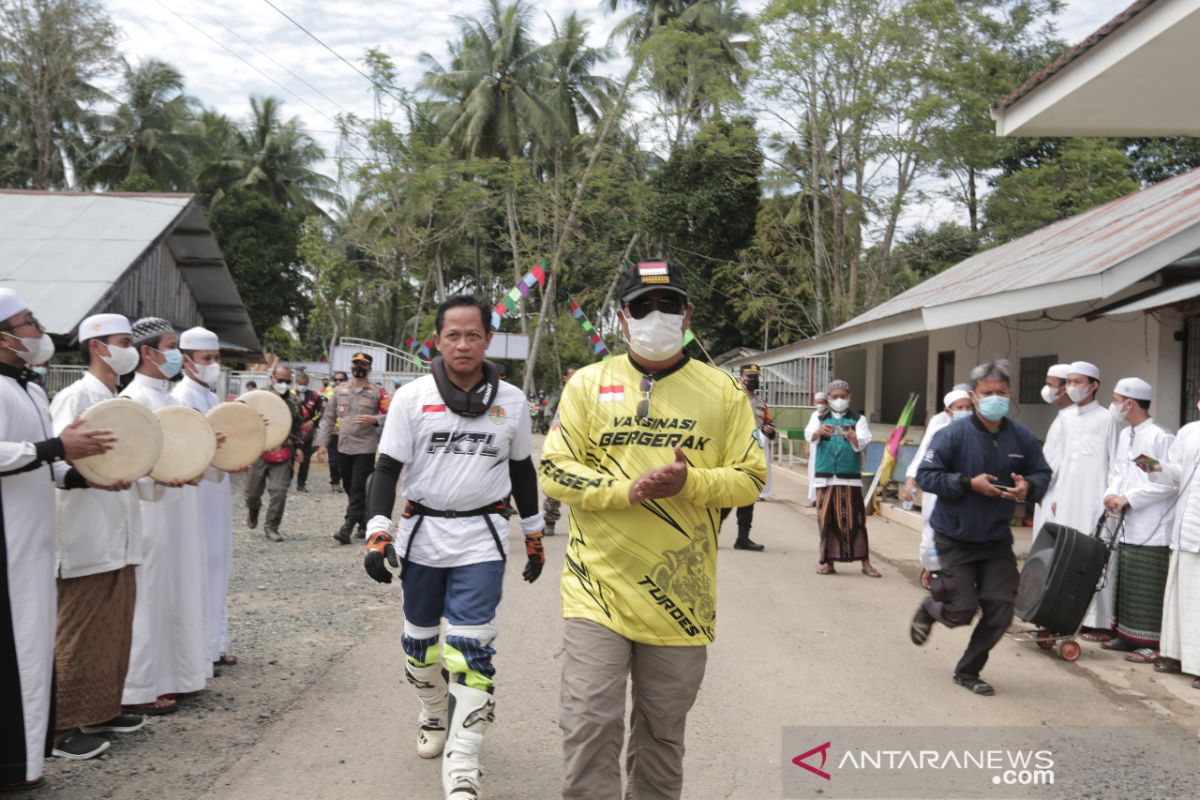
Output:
[442,683,494,799]
[406,661,448,759]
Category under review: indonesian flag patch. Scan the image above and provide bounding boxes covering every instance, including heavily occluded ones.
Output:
[638,260,669,285]
[598,385,625,402]
[422,404,447,413]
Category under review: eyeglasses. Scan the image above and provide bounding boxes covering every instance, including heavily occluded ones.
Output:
[636,376,654,421]
[626,296,684,320]
[0,314,43,333]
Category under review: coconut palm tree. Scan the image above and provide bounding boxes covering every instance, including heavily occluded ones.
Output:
[419,0,558,160]
[540,12,616,146]
[88,58,194,190]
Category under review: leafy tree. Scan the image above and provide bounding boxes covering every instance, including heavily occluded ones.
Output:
[0,0,117,188]
[888,222,979,292]
[646,115,762,355]
[208,189,309,338]
[89,58,195,190]
[984,138,1138,243]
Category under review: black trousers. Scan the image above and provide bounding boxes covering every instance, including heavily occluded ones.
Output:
[295,437,315,488]
[340,452,375,526]
[921,534,1019,680]
[719,505,754,533]
[327,434,341,484]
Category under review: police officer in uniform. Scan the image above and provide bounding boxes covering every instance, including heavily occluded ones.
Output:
[316,353,386,543]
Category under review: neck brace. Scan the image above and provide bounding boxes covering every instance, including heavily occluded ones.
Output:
[431,356,500,417]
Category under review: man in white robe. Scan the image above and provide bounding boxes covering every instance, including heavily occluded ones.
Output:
[1146,405,1200,685]
[49,313,152,761]
[1054,361,1121,636]
[1101,378,1174,653]
[1032,363,1075,539]
[174,326,236,669]
[120,317,211,714]
[0,289,114,789]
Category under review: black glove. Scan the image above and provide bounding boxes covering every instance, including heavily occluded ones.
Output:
[364,531,399,584]
[523,533,545,583]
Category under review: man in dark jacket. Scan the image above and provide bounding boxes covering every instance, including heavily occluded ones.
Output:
[911,358,1051,696]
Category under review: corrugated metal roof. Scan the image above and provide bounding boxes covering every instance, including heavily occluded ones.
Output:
[0,191,261,354]
[837,165,1200,333]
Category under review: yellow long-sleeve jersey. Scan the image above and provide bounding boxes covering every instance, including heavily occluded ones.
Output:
[539,354,767,646]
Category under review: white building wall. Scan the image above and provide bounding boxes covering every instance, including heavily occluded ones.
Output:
[838,303,1188,440]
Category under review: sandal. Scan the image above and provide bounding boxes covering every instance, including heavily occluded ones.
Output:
[1154,658,1182,674]
[816,564,836,575]
[1101,637,1137,652]
[953,675,995,696]
[861,564,882,578]
[1081,630,1114,643]
[1192,677,1200,690]
[214,654,238,666]
[124,697,177,716]
[1124,648,1161,664]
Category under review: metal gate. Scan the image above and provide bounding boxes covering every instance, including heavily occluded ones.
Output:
[1183,316,1200,425]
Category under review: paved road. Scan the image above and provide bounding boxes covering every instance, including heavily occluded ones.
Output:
[197,445,1200,800]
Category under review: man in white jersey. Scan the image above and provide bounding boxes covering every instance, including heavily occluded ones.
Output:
[362,295,545,800]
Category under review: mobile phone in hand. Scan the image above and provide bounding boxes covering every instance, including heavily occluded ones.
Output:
[990,483,1015,492]
[1132,454,1162,472]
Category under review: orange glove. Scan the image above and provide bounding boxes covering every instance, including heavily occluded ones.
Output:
[523,532,545,583]
[364,531,398,583]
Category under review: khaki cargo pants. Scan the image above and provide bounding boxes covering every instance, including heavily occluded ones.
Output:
[560,619,707,800]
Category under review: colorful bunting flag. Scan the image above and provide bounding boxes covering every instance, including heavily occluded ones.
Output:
[492,261,549,329]
[567,294,610,360]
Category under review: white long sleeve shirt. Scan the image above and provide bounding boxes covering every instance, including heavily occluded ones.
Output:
[1150,421,1200,552]
[49,372,144,578]
[1106,418,1176,547]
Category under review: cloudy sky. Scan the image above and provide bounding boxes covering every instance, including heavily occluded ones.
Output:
[103,0,1135,172]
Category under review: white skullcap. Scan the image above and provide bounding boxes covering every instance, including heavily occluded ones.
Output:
[0,288,28,323]
[943,389,970,408]
[1068,361,1100,380]
[1114,377,1152,401]
[179,326,220,351]
[1046,363,1071,380]
[78,313,131,342]
[814,391,828,401]
[952,382,972,393]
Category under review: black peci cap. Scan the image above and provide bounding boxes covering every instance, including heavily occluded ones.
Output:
[618,260,689,303]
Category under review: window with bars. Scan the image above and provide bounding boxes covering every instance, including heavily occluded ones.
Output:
[1183,317,1200,425]
[757,355,831,407]
[1018,355,1058,404]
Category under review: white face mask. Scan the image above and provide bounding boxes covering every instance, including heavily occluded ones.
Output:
[625,310,685,362]
[194,362,221,386]
[4,331,54,365]
[1040,384,1060,404]
[1109,400,1129,421]
[98,343,139,376]
[1067,384,1091,404]
[273,381,290,394]
[829,397,850,413]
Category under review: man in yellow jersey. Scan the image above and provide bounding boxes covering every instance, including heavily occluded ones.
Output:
[540,260,767,800]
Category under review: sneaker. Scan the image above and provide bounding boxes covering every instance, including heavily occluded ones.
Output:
[296,484,308,493]
[953,674,995,696]
[544,525,556,537]
[52,730,111,760]
[247,508,259,529]
[330,483,343,494]
[80,713,145,734]
[333,521,353,545]
[354,524,366,540]
[264,526,284,542]
[910,606,935,646]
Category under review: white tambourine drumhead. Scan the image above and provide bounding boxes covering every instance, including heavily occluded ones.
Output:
[206,402,267,471]
[238,389,292,450]
[151,406,217,483]
[73,398,163,485]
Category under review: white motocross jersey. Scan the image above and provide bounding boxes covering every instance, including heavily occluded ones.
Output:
[376,374,535,568]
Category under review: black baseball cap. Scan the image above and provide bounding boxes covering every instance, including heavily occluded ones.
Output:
[618,260,689,303]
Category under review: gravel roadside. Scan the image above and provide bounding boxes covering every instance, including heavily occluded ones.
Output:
[35,465,391,800]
